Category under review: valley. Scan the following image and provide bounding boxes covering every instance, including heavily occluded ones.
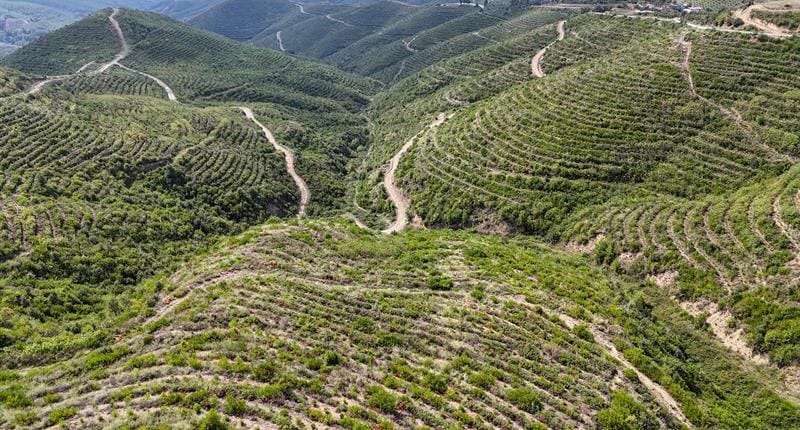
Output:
[0,0,799,429]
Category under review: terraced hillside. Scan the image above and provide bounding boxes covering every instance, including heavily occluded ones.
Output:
[2,219,798,429]
[0,9,374,368]
[2,2,800,430]
[192,0,561,85]
[350,12,800,378]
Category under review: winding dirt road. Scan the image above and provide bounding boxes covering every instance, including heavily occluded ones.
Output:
[276,31,286,52]
[293,2,309,14]
[403,35,418,53]
[382,113,451,234]
[531,20,566,77]
[25,8,178,102]
[239,107,310,216]
[118,64,177,101]
[325,14,352,26]
[674,34,793,163]
[91,8,130,75]
[733,2,796,38]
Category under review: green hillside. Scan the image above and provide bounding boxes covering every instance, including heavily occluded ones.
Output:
[1,2,800,429]
[0,8,374,371]
[2,219,798,429]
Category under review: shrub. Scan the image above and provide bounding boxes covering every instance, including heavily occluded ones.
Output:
[324,350,341,366]
[252,360,277,382]
[423,372,450,394]
[224,394,247,416]
[573,324,594,341]
[468,371,496,389]
[597,391,659,430]
[367,386,398,414]
[427,273,454,291]
[506,387,542,413]
[48,407,77,425]
[198,409,228,430]
[0,385,32,408]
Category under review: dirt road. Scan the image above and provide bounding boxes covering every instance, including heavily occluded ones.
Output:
[25,8,178,102]
[382,113,451,234]
[118,64,177,101]
[239,107,310,216]
[276,31,286,52]
[557,313,693,428]
[91,9,131,75]
[732,2,796,38]
[531,20,566,77]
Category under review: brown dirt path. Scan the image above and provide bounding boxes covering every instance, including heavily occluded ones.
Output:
[531,20,566,77]
[239,107,310,216]
[382,113,452,233]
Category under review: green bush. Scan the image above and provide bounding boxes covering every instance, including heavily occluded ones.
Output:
[467,371,496,389]
[198,409,228,430]
[596,391,659,430]
[0,385,32,408]
[224,394,247,416]
[423,372,450,394]
[47,407,77,425]
[506,387,542,414]
[252,360,277,382]
[367,386,398,414]
[427,273,454,291]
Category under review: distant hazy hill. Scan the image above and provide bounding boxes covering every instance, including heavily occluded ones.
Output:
[149,0,225,20]
[0,0,224,55]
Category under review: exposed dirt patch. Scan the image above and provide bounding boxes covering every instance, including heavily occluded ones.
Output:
[678,299,770,365]
[564,234,605,253]
[650,269,678,288]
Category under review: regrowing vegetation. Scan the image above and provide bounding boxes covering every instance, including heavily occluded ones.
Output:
[0,0,799,428]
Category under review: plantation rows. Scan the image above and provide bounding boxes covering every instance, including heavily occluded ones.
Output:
[319,6,477,77]
[2,223,684,429]
[353,14,667,225]
[118,15,373,111]
[374,9,570,85]
[562,163,800,366]
[44,67,167,99]
[0,197,95,251]
[752,10,800,30]
[0,96,308,231]
[252,0,418,60]
[395,24,789,234]
[187,0,297,41]
[1,10,120,75]
[688,31,800,157]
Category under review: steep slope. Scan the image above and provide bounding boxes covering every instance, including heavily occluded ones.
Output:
[558,27,800,368]
[188,0,297,41]
[348,13,800,376]
[149,0,224,20]
[191,0,521,84]
[2,219,798,429]
[0,9,374,367]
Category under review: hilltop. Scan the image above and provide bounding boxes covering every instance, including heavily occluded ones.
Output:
[3,218,799,428]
